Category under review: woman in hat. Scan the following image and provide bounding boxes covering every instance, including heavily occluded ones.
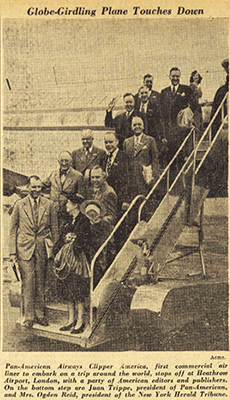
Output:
[53,193,91,334]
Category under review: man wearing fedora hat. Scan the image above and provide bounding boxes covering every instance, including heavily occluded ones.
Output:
[211,58,229,137]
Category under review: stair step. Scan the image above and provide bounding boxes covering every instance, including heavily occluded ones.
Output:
[16,317,111,348]
[46,302,68,311]
[16,316,90,346]
[196,141,210,150]
[195,142,210,161]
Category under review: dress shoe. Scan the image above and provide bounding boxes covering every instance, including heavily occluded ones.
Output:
[71,323,85,335]
[34,317,49,326]
[59,320,77,332]
[22,320,33,329]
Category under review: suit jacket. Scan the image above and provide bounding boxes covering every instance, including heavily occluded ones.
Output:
[160,84,192,136]
[134,89,161,108]
[9,195,59,260]
[90,182,117,225]
[72,146,106,175]
[42,167,83,211]
[102,150,129,207]
[134,94,163,143]
[105,110,147,149]
[123,134,160,197]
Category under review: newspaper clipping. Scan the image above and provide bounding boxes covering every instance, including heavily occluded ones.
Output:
[1,0,229,399]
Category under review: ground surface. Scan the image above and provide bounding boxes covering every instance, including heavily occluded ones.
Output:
[2,214,228,352]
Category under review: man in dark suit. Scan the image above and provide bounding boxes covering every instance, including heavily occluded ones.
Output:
[102,132,130,212]
[135,85,163,147]
[42,151,83,229]
[105,93,147,149]
[160,67,193,164]
[71,130,106,197]
[9,176,59,328]
[134,73,161,108]
[90,165,117,226]
[123,116,160,197]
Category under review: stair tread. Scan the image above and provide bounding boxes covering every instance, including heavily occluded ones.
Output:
[46,302,68,311]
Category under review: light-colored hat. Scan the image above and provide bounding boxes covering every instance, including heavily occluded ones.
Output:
[85,204,101,215]
[80,199,106,217]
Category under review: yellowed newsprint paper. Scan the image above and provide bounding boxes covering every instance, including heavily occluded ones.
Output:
[1,0,229,399]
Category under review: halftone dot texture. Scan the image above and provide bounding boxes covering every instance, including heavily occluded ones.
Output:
[2,17,229,353]
[3,18,229,177]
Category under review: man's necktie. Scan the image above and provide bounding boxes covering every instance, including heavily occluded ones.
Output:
[93,188,99,198]
[60,172,66,185]
[33,199,38,226]
[85,150,89,161]
[172,86,176,94]
[140,103,145,114]
[134,138,139,153]
[107,153,113,174]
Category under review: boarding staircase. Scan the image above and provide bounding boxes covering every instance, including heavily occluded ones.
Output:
[11,93,228,348]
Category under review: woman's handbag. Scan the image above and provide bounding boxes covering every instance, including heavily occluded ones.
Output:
[53,242,90,280]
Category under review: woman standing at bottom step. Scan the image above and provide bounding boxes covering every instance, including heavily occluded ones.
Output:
[53,193,91,334]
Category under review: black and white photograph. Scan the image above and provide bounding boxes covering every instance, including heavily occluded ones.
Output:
[2,3,229,359]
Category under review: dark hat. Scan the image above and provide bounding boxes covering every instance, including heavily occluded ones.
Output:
[222,59,229,71]
[66,193,84,204]
[80,199,106,217]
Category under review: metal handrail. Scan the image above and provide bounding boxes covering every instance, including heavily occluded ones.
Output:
[138,126,195,222]
[160,95,228,223]
[140,146,197,229]
[194,92,228,154]
[138,92,228,224]
[195,114,228,176]
[88,92,228,330]
[190,92,228,203]
[89,194,145,327]
[195,109,228,176]
[168,153,194,193]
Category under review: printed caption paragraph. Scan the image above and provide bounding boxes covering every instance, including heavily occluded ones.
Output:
[3,360,228,398]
